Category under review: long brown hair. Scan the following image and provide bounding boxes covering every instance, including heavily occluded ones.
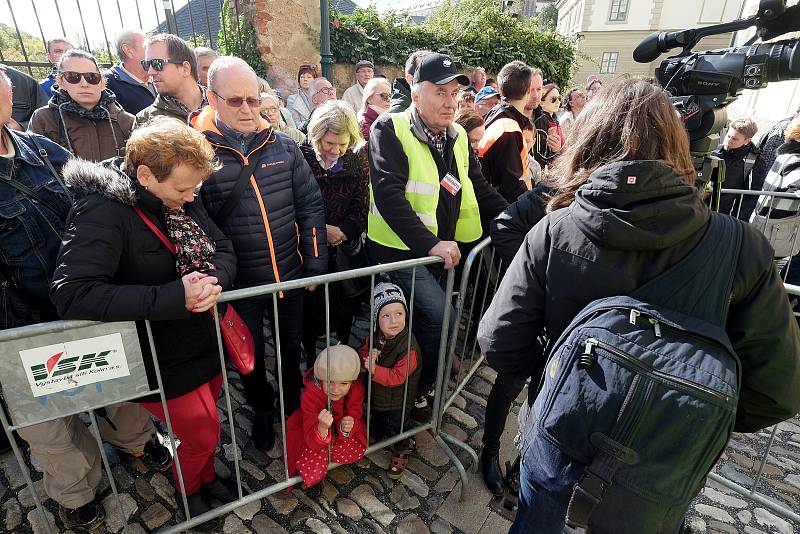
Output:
[546,75,695,212]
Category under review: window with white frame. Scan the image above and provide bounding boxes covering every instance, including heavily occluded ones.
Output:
[600,52,619,74]
[608,0,629,21]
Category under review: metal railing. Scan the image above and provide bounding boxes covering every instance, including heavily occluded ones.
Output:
[0,256,472,533]
[1,0,230,78]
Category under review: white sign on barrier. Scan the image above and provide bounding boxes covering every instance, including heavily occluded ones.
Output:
[19,333,131,397]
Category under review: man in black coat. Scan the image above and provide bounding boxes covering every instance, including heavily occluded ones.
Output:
[388,50,431,114]
[714,117,762,219]
[192,56,327,451]
[3,64,47,130]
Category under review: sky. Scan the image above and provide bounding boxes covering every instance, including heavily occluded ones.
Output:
[0,0,194,51]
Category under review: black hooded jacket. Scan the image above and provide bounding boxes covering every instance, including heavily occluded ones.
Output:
[479,160,800,433]
[388,78,411,114]
[712,142,761,219]
[480,103,531,203]
[50,158,237,400]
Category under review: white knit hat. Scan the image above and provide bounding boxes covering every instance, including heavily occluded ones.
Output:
[314,344,361,382]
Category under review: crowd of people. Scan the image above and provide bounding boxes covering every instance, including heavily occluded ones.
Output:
[2,27,800,534]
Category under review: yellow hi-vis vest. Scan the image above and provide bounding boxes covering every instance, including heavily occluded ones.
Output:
[368,112,482,250]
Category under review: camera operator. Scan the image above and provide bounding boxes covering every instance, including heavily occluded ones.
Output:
[478,76,800,533]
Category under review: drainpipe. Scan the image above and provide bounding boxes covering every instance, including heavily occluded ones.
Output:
[320,0,334,80]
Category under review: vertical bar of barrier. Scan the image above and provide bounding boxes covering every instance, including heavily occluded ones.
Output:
[96,0,115,67]
[6,0,34,75]
[324,281,332,465]
[272,293,291,482]
[211,303,244,499]
[116,0,125,26]
[202,0,214,47]
[134,0,144,32]
[365,274,376,441]
[217,0,229,51]
[398,266,417,436]
[431,268,456,434]
[185,0,198,45]
[86,410,126,522]
[29,0,49,56]
[0,414,55,534]
[53,0,67,40]
[74,0,91,53]
[750,424,779,493]
[143,320,191,522]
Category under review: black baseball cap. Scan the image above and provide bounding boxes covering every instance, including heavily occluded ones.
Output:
[413,53,470,86]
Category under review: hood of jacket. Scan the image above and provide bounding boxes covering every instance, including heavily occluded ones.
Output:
[484,102,529,128]
[571,160,709,251]
[61,157,137,205]
[389,78,411,113]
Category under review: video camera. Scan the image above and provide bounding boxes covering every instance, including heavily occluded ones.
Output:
[634,0,800,190]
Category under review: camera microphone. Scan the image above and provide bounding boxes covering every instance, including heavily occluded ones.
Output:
[633,30,694,63]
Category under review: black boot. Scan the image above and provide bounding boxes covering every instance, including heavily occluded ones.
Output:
[481,448,505,496]
[59,496,105,532]
[252,411,275,451]
[185,492,221,532]
[202,475,243,504]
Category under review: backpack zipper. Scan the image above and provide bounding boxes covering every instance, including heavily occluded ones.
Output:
[584,338,731,405]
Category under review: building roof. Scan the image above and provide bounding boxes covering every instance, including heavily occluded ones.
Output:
[332,0,360,15]
[154,0,222,48]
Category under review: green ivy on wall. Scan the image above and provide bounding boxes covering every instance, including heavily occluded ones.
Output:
[218,0,268,79]
[327,0,579,89]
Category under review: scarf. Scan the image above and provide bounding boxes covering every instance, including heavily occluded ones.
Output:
[53,88,117,121]
[163,207,216,276]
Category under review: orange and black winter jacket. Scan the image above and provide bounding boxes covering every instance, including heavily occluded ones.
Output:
[191,107,328,287]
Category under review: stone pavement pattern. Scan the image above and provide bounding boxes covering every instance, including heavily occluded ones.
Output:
[1,314,799,533]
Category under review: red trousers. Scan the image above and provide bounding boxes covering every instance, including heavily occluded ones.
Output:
[142,374,223,495]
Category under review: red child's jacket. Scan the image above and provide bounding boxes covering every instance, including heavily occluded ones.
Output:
[285,368,367,488]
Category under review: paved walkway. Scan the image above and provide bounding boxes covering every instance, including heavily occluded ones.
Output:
[1,315,799,533]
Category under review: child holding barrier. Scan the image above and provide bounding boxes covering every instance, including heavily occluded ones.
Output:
[360,282,421,479]
[286,345,367,489]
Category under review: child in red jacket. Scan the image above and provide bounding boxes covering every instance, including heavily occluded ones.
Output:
[286,345,367,489]
[359,282,421,479]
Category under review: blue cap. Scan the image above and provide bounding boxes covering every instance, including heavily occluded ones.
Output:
[474,86,500,103]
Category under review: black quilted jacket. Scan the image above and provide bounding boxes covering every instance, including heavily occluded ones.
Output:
[191,107,328,287]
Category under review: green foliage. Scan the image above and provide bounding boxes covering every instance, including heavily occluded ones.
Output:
[538,4,558,31]
[328,0,578,88]
[0,23,50,79]
[217,0,268,79]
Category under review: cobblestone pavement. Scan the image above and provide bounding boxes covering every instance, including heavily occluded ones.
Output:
[1,313,799,534]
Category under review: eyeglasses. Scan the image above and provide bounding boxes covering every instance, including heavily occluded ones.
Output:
[263,107,280,114]
[212,90,262,109]
[377,92,391,101]
[141,58,185,72]
[60,71,102,85]
[315,86,335,96]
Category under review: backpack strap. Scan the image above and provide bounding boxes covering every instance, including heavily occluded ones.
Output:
[631,213,743,327]
[743,149,758,189]
[27,133,74,204]
[2,176,69,221]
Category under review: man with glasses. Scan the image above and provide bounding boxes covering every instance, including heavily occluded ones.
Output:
[134,33,206,128]
[106,29,157,115]
[478,60,533,203]
[298,77,337,134]
[40,38,73,98]
[342,59,374,113]
[190,56,327,452]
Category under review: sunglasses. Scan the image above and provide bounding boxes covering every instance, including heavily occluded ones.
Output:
[212,90,262,109]
[60,71,102,85]
[548,95,562,103]
[141,58,185,72]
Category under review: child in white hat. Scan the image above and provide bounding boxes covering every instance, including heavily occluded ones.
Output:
[285,345,366,489]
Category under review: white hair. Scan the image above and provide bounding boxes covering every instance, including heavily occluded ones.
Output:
[309,76,333,95]
[360,77,391,115]
[194,47,218,61]
[115,29,145,62]
[207,56,257,92]
[410,81,431,96]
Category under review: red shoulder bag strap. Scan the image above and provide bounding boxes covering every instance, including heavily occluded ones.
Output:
[133,207,177,255]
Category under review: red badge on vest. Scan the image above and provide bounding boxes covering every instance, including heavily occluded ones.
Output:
[440,173,462,196]
[627,176,637,184]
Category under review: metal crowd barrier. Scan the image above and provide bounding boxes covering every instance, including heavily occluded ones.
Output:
[0,256,472,533]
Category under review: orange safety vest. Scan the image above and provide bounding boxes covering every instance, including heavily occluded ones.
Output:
[477,117,528,177]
